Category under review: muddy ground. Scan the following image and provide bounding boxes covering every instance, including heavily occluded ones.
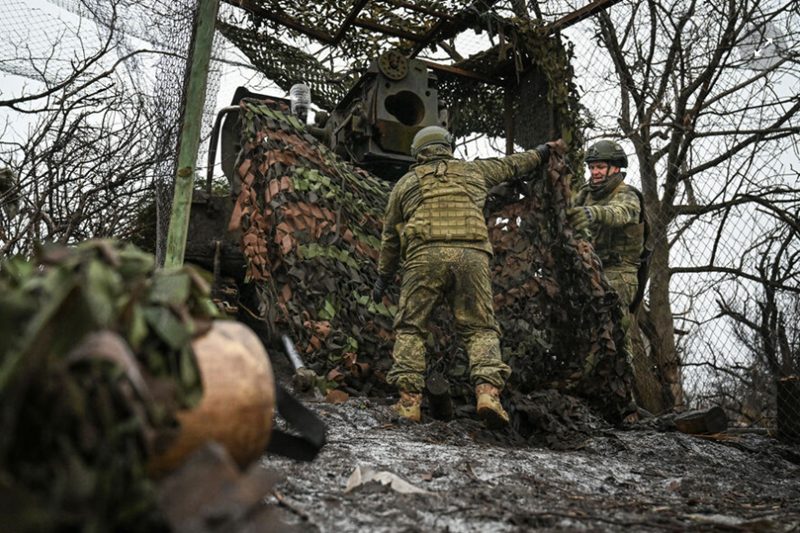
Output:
[259,390,800,533]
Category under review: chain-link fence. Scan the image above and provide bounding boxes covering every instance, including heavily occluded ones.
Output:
[1,0,798,440]
[556,1,799,438]
[419,0,800,437]
[0,0,222,263]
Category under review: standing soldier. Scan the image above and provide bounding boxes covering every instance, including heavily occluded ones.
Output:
[567,140,647,411]
[373,126,554,428]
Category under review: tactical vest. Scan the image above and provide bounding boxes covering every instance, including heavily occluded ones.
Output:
[404,160,489,243]
[577,183,645,268]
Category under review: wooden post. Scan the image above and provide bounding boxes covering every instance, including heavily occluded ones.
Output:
[165,0,221,269]
[504,83,515,156]
[777,375,800,443]
[674,406,728,435]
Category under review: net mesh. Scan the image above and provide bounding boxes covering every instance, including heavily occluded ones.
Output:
[0,0,222,264]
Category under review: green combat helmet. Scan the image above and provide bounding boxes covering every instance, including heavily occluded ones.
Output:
[585,139,628,168]
[410,125,454,158]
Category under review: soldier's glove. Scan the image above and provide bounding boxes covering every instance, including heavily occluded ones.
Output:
[567,206,596,231]
[372,274,391,303]
[534,143,551,162]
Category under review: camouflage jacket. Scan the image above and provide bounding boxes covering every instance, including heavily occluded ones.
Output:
[575,176,644,271]
[378,149,544,277]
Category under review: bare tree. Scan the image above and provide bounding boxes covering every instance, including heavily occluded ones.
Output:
[0,1,171,257]
[701,206,800,423]
[594,0,800,411]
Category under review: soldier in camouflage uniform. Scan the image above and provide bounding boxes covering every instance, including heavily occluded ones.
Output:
[373,126,553,428]
[567,140,645,409]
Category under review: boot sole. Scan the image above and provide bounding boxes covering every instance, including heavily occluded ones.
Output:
[478,406,509,429]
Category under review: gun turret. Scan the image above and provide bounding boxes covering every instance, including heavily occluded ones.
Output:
[326,49,447,180]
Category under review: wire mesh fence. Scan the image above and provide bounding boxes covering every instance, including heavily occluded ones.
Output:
[557,1,799,436]
[0,0,223,263]
[1,0,797,439]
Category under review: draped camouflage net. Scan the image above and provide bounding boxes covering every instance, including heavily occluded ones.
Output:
[229,100,633,423]
[228,98,398,397]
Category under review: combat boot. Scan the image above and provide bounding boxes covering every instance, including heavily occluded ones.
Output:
[392,392,422,422]
[475,383,509,429]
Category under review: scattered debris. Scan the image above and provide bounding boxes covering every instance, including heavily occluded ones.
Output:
[345,464,435,495]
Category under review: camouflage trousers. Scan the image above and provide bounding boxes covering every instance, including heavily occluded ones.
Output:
[386,245,511,394]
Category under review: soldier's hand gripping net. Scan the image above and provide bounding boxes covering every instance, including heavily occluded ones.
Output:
[534,143,551,162]
[567,206,596,231]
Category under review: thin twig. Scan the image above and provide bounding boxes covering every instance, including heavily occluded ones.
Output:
[272,489,309,521]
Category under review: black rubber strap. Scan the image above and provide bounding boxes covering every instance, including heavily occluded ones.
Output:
[265,383,326,461]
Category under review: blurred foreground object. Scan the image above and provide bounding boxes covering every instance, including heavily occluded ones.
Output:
[147,321,276,477]
[0,240,213,532]
[0,240,324,533]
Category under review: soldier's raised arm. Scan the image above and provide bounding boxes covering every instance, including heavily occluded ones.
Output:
[470,143,554,187]
[573,188,641,229]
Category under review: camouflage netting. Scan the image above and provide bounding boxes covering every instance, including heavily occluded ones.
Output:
[0,241,216,532]
[229,99,634,424]
[228,99,398,397]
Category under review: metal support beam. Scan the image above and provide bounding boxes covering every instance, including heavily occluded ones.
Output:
[164,0,221,269]
[546,0,625,33]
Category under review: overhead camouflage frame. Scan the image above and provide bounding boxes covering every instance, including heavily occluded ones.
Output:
[218,5,585,171]
[229,98,633,423]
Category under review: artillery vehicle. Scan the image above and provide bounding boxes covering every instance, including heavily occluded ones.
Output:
[184,49,447,319]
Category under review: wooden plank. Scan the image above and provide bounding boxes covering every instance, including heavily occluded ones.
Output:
[332,0,372,44]
[353,17,425,41]
[165,0,221,269]
[410,0,502,58]
[417,59,503,86]
[223,0,335,43]
[546,0,625,33]
[379,0,456,20]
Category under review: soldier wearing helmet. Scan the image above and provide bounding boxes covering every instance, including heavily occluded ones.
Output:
[373,125,556,428]
[568,140,647,417]
[568,140,645,309]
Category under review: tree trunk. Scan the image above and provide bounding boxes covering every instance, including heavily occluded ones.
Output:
[648,230,683,409]
[630,315,672,414]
